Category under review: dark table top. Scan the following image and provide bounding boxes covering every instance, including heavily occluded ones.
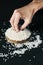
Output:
[0,10,43,65]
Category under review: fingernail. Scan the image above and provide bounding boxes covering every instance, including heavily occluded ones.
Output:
[16,29,19,32]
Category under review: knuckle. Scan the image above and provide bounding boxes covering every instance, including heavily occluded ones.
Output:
[10,19,12,23]
[14,23,15,26]
[14,9,21,17]
[14,23,16,26]
[14,23,17,26]
[14,9,18,13]
[10,20,11,23]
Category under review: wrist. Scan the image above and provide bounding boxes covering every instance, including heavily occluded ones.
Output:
[32,1,43,13]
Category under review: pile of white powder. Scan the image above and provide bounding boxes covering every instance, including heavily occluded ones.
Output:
[5,27,31,41]
[0,33,42,62]
[0,22,42,62]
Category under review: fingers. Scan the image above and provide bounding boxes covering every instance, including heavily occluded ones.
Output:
[10,11,15,29]
[10,8,33,32]
[10,10,21,32]
[14,13,21,32]
[20,19,29,30]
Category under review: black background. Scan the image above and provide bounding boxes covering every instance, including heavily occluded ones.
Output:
[0,0,43,25]
[0,0,43,65]
[0,0,32,21]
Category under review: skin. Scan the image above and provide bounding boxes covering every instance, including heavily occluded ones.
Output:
[10,0,43,32]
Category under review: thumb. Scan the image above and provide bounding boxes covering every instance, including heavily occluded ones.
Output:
[20,13,33,30]
[20,18,30,30]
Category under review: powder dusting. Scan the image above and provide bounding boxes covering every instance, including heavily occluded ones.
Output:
[5,27,31,41]
[0,21,43,63]
[0,32,42,62]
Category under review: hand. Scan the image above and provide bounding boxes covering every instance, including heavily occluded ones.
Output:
[10,1,41,32]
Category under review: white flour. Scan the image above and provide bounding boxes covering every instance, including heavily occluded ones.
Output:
[0,21,43,63]
[13,35,42,54]
[0,34,42,62]
[5,27,31,41]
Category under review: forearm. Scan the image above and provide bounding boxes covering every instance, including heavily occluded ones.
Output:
[33,0,43,8]
[33,0,43,2]
[32,0,43,13]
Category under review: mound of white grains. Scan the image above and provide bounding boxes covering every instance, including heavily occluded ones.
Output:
[0,27,42,62]
[5,27,31,41]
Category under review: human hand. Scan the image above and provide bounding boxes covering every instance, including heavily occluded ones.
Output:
[10,1,41,32]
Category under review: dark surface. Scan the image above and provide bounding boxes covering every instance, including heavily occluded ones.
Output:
[0,0,43,65]
[0,0,32,21]
[0,10,43,65]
